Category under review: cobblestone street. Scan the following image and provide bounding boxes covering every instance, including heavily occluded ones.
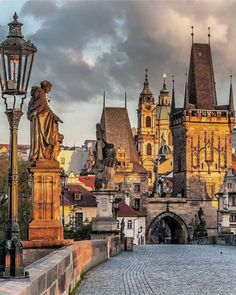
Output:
[77,245,236,295]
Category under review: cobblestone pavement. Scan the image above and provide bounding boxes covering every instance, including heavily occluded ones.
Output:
[77,245,236,295]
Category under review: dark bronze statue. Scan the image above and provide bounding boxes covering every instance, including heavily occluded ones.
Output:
[27,80,64,162]
[94,123,116,190]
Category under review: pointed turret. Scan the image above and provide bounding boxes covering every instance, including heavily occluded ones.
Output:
[125,91,127,109]
[171,75,175,113]
[184,73,190,110]
[139,69,154,104]
[158,74,171,106]
[103,91,105,109]
[229,75,234,114]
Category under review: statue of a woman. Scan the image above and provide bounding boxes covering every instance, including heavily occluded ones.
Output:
[27,80,64,163]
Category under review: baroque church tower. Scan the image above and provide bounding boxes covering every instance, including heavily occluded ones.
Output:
[171,35,235,201]
[137,69,158,185]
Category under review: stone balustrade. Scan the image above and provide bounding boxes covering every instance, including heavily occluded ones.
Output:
[0,237,121,295]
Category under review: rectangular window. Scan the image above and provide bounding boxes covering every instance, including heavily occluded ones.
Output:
[134,184,141,193]
[60,157,65,165]
[230,213,236,222]
[231,196,236,206]
[134,199,141,209]
[74,192,82,201]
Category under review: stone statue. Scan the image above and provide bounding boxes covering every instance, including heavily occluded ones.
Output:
[27,80,64,163]
[223,187,229,210]
[193,207,208,238]
[94,123,116,190]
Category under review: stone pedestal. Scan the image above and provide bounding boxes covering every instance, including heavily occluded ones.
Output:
[91,190,118,239]
[220,210,231,234]
[28,160,64,242]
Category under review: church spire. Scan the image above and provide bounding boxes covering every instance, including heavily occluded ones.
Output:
[184,72,190,110]
[103,91,105,109]
[125,91,127,109]
[171,75,175,113]
[139,68,154,104]
[163,73,167,90]
[229,74,234,114]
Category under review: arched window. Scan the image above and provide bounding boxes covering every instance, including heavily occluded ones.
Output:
[127,220,133,229]
[146,116,151,128]
[147,143,152,156]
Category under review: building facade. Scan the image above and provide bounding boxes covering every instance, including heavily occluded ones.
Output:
[137,71,173,187]
[145,37,235,243]
[100,106,149,210]
[217,168,236,234]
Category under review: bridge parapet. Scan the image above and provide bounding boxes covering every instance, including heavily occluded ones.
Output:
[0,237,121,295]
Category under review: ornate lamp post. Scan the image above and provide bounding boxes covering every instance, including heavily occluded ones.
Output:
[0,13,37,278]
[60,170,68,227]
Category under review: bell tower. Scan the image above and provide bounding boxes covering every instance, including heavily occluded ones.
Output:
[137,69,157,186]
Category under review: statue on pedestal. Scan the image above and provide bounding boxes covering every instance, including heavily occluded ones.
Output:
[27,80,64,163]
[222,187,229,210]
[193,207,208,238]
[94,123,116,190]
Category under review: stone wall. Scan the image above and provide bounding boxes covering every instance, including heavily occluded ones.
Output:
[0,237,121,295]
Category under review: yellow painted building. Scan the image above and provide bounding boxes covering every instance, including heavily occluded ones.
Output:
[60,174,97,225]
[137,70,173,187]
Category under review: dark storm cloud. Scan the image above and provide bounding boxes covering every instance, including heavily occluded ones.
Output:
[20,0,236,108]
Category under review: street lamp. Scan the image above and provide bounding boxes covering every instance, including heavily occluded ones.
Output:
[0,13,37,278]
[60,170,68,227]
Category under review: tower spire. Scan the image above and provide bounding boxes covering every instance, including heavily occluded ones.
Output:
[163,73,167,90]
[103,91,105,109]
[184,71,190,110]
[125,91,127,109]
[229,74,234,114]
[171,75,175,113]
[191,26,194,44]
[208,26,211,44]
[145,68,149,84]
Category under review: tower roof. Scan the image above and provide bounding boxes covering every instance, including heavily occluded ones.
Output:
[171,76,175,113]
[188,43,217,109]
[100,107,140,163]
[139,69,154,104]
[229,75,234,114]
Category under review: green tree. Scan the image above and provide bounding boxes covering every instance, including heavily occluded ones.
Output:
[0,155,32,240]
[64,218,92,241]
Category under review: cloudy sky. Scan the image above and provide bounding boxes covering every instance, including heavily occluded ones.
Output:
[0,0,235,145]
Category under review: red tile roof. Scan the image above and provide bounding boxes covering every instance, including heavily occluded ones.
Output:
[63,184,97,207]
[78,176,95,190]
[117,201,146,217]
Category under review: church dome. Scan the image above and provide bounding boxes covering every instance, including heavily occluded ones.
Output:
[158,143,172,157]
[156,105,170,120]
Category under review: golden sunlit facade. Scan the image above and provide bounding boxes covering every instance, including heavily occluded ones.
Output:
[137,71,173,186]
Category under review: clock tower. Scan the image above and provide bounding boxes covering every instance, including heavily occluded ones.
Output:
[137,69,158,185]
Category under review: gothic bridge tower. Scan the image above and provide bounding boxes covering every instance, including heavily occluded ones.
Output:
[146,31,235,243]
[171,37,235,202]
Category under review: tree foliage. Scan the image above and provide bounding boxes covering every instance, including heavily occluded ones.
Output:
[64,218,92,241]
[0,155,32,240]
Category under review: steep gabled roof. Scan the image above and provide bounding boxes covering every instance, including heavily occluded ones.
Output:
[117,201,146,217]
[188,43,217,109]
[100,107,140,163]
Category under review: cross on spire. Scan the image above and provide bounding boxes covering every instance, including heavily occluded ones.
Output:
[191,26,194,44]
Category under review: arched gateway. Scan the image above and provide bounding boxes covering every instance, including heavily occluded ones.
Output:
[147,211,190,244]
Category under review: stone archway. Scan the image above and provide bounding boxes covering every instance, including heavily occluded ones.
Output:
[147,211,190,244]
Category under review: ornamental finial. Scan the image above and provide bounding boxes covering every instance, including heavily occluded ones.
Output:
[13,12,18,22]
[191,26,194,44]
[208,26,211,44]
